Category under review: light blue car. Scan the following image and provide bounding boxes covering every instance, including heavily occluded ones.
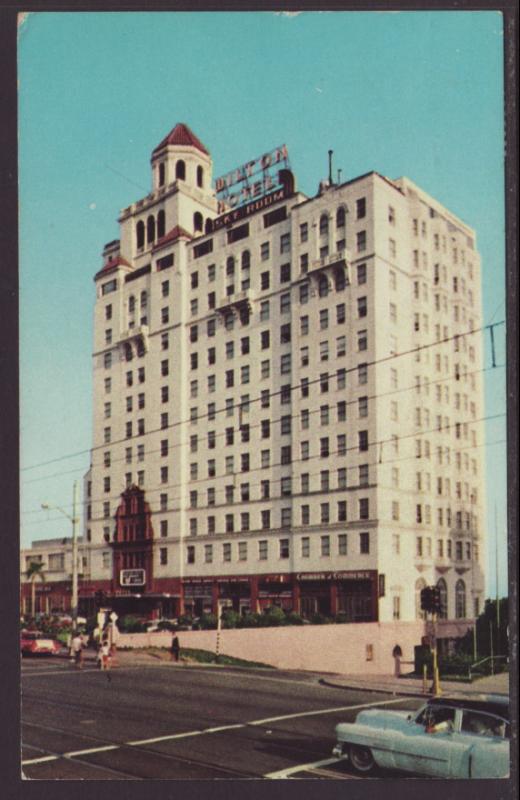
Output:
[333,695,510,778]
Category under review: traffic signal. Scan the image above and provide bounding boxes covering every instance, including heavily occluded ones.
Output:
[431,586,442,615]
[420,586,433,612]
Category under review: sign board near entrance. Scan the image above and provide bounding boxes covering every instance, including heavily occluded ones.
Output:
[120,568,145,587]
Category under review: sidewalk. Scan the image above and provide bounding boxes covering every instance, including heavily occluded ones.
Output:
[86,649,510,699]
[320,670,510,698]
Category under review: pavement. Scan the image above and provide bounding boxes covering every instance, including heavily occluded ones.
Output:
[78,648,510,699]
[319,669,510,698]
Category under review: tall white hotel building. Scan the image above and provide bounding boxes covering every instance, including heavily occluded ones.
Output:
[83,123,486,639]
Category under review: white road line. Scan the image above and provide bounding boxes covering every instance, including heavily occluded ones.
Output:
[21,697,405,767]
[265,757,342,779]
[249,697,405,726]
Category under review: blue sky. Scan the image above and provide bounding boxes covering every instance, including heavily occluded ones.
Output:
[18,10,507,595]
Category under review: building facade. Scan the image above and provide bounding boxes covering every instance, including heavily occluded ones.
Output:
[83,123,486,633]
[20,537,89,616]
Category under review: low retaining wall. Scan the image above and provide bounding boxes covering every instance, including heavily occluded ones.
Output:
[116,621,427,675]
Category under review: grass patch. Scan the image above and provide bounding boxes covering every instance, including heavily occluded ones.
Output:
[181,648,274,669]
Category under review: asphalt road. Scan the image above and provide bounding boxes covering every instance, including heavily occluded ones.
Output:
[21,656,422,780]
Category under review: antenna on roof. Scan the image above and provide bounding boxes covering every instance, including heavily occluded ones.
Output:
[328,150,333,186]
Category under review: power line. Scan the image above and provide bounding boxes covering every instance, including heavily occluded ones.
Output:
[26,412,505,526]
[21,317,504,474]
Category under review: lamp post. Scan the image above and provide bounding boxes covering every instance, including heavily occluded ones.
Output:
[42,481,80,631]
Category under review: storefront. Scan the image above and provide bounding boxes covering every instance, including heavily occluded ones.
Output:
[295,570,378,621]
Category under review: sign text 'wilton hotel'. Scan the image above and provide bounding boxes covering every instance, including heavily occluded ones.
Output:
[214,144,290,215]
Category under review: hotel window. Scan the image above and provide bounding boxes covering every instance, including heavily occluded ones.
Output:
[338,501,347,522]
[281,415,291,435]
[299,283,309,304]
[137,470,144,487]
[261,450,270,468]
[301,441,309,461]
[301,377,309,397]
[261,479,270,499]
[301,537,310,557]
[338,467,347,489]
[260,242,270,261]
[338,534,347,555]
[336,335,346,357]
[359,464,369,487]
[321,470,330,491]
[225,515,234,534]
[225,456,234,475]
[104,352,112,369]
[300,253,308,273]
[320,373,329,393]
[359,498,369,520]
[103,476,110,493]
[321,535,330,556]
[358,329,367,351]
[223,543,232,562]
[280,323,291,344]
[190,299,198,316]
[261,510,270,530]
[360,532,370,554]
[337,401,346,422]
[301,505,310,525]
[160,493,168,511]
[281,445,292,465]
[337,368,346,390]
[280,292,291,313]
[280,233,291,253]
[319,309,329,330]
[280,262,291,282]
[259,540,268,560]
[358,396,368,417]
[279,538,290,557]
[357,296,367,318]
[320,405,330,426]
[356,197,366,219]
[357,231,367,252]
[204,544,213,564]
[389,238,396,258]
[241,365,250,384]
[259,300,270,322]
[337,434,346,456]
[281,354,291,374]
[300,222,308,242]
[320,341,329,362]
[241,514,250,534]
[125,422,132,439]
[320,437,329,457]
[238,541,248,560]
[358,431,368,452]
[241,453,250,472]
[281,476,292,496]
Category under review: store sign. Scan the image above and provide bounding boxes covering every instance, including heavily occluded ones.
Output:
[296,571,373,582]
[212,187,289,231]
[214,144,290,213]
[120,568,145,587]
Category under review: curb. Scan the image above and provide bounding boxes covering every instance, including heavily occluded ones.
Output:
[319,678,429,698]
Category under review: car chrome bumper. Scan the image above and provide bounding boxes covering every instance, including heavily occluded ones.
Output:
[332,743,344,758]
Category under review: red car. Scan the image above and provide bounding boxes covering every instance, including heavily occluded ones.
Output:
[21,630,61,657]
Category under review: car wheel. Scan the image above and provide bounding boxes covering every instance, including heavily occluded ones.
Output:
[349,745,375,773]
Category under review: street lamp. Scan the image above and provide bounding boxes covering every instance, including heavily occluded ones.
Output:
[41,481,80,631]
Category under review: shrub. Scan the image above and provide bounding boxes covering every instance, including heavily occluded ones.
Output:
[284,611,305,626]
[198,613,217,630]
[309,613,333,625]
[335,612,349,624]
[119,615,147,633]
[221,610,240,629]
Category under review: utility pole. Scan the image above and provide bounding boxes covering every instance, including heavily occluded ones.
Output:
[71,480,79,633]
[495,504,500,654]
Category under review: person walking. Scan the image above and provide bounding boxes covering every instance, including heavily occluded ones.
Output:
[71,633,84,670]
[170,634,180,662]
[100,639,111,682]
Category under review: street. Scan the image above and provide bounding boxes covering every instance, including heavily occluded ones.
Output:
[22,656,421,780]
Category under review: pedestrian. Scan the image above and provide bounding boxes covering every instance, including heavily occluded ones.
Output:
[100,639,111,681]
[71,632,84,670]
[170,634,180,662]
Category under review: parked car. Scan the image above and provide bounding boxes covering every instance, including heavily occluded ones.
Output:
[21,630,62,657]
[333,694,510,779]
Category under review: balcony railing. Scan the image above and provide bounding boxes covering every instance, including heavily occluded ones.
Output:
[216,288,256,313]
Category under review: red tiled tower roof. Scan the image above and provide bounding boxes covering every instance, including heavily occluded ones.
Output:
[152,123,209,156]
[152,225,193,252]
[94,256,132,280]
